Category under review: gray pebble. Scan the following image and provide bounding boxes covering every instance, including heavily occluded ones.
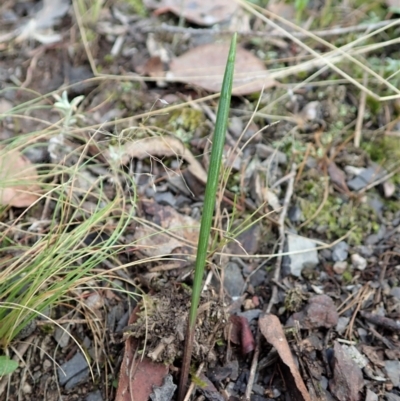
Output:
[58,352,89,389]
[332,241,349,262]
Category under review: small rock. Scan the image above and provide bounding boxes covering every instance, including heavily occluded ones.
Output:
[351,254,367,271]
[252,384,265,396]
[332,241,349,262]
[58,352,90,390]
[54,326,71,348]
[333,261,348,275]
[288,204,303,223]
[223,262,245,299]
[291,294,338,329]
[329,342,364,401]
[86,390,104,401]
[238,309,262,322]
[385,360,400,388]
[383,181,396,198]
[249,269,266,287]
[255,143,287,165]
[347,164,387,191]
[390,287,400,300]
[154,192,176,207]
[286,234,319,277]
[365,389,378,401]
[386,392,400,401]
[344,165,364,176]
[336,317,350,334]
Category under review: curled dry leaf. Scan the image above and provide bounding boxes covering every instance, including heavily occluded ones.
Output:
[168,44,276,95]
[229,315,255,354]
[0,146,41,207]
[145,0,239,26]
[105,136,207,184]
[259,313,311,401]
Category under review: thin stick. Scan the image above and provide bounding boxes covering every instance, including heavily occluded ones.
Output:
[266,163,296,314]
[139,19,398,39]
[354,72,368,147]
[244,329,261,401]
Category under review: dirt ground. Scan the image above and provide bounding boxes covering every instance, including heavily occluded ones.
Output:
[0,1,400,401]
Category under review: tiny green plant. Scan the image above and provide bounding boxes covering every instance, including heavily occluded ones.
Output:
[0,355,18,377]
[177,33,237,401]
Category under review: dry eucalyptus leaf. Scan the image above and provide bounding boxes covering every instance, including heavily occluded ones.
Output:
[105,136,207,183]
[145,0,239,26]
[0,147,41,207]
[168,43,276,95]
[259,313,311,401]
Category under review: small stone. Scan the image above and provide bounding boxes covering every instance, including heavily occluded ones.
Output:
[390,287,400,300]
[365,389,378,401]
[333,261,348,274]
[286,234,319,277]
[223,262,245,299]
[383,181,396,198]
[288,204,303,223]
[347,164,387,191]
[54,326,71,348]
[351,254,367,271]
[291,295,338,329]
[385,360,400,388]
[336,317,349,334]
[86,390,104,401]
[386,392,400,401]
[58,352,89,389]
[332,241,349,262]
[154,192,176,207]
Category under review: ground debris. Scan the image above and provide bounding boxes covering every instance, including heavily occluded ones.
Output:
[124,283,225,364]
[329,342,364,401]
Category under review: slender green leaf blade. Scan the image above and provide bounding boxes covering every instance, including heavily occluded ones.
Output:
[189,33,237,327]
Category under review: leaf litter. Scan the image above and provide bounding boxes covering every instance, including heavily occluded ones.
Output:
[2,1,400,401]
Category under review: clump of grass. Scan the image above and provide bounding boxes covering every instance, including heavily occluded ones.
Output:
[178,33,237,401]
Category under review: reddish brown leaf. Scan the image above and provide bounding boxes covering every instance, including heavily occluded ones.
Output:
[229,315,255,354]
[115,306,170,401]
[168,43,276,95]
[259,314,311,401]
[145,0,239,26]
[328,162,349,192]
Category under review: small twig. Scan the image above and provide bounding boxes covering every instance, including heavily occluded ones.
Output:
[266,163,296,314]
[182,363,205,401]
[354,72,368,147]
[244,329,261,401]
[139,19,398,39]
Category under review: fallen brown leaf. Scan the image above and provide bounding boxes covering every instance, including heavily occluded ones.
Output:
[133,203,199,257]
[259,313,311,401]
[229,315,255,354]
[104,136,207,184]
[116,305,170,401]
[145,0,239,26]
[168,43,276,95]
[328,162,349,192]
[0,146,41,207]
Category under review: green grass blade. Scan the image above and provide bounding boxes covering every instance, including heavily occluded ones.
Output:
[188,33,237,328]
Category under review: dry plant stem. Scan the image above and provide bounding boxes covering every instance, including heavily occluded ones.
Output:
[354,72,368,147]
[266,163,296,314]
[141,19,398,39]
[244,329,262,401]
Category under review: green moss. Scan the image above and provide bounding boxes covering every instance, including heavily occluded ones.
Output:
[152,108,206,143]
[342,270,353,284]
[298,177,379,244]
[126,0,148,16]
[362,136,400,165]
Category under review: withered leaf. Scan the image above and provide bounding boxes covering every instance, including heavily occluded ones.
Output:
[259,313,311,401]
[168,43,276,95]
